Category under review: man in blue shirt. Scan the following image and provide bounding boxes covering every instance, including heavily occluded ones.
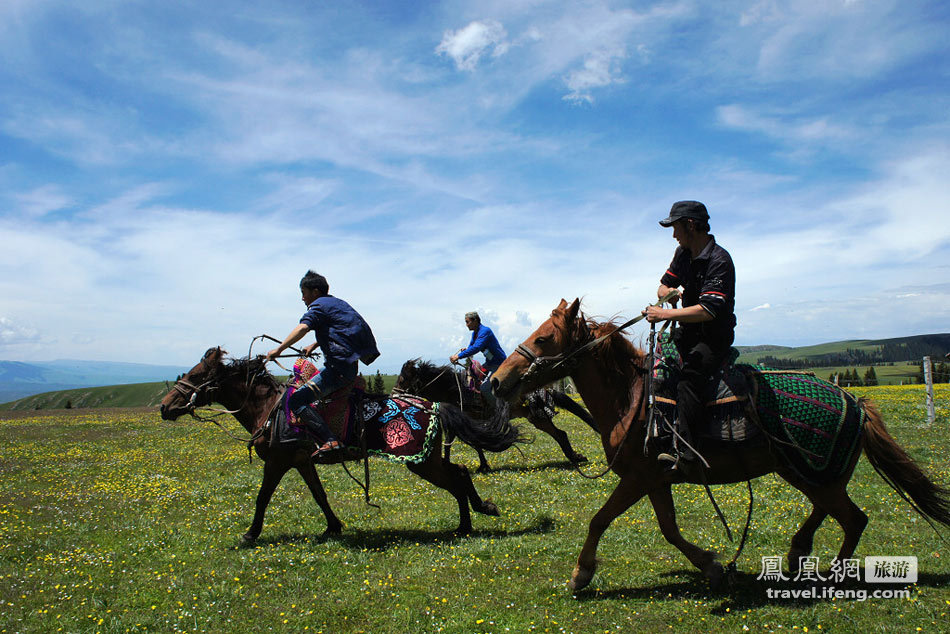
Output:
[450,311,507,406]
[266,271,379,458]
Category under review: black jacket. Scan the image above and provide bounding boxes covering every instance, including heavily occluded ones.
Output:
[660,236,736,347]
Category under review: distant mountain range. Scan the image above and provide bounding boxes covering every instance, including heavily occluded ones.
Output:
[0,359,189,403]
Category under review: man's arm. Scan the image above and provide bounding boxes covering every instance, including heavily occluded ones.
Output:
[265,324,311,362]
[643,303,711,324]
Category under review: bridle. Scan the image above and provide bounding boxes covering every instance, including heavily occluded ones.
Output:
[169,360,219,414]
[169,357,275,424]
[513,290,680,387]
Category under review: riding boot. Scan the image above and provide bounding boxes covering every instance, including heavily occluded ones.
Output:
[658,379,703,471]
[294,406,342,457]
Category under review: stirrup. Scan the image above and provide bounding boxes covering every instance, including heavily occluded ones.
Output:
[311,440,342,459]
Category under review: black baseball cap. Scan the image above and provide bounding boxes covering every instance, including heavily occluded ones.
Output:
[659,200,709,227]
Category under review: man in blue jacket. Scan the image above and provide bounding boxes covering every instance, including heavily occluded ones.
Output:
[450,311,507,406]
[266,271,380,458]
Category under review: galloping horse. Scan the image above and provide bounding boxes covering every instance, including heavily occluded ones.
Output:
[160,347,520,541]
[491,299,950,591]
[395,359,596,471]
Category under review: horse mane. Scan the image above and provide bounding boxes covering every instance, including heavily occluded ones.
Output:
[587,318,644,374]
[220,355,282,390]
[401,358,459,391]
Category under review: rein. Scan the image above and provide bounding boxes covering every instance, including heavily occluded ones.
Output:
[571,363,649,480]
[514,290,680,383]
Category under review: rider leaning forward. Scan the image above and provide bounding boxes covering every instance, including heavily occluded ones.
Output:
[265,271,380,459]
[642,201,736,472]
[450,311,507,407]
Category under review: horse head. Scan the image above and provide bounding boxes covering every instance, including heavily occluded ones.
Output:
[492,298,588,402]
[160,347,227,420]
[393,358,421,392]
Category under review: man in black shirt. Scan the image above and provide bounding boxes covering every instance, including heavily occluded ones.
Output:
[642,201,736,471]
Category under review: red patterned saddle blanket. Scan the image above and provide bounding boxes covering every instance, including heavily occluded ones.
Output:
[276,359,439,464]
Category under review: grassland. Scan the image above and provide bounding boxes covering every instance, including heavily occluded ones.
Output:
[0,385,948,633]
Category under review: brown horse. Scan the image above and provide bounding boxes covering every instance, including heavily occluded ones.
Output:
[491,298,950,591]
[160,348,518,542]
[395,358,596,471]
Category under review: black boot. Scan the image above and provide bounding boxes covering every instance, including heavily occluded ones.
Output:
[295,406,342,457]
[657,418,696,472]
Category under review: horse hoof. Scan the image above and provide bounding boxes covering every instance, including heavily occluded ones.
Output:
[705,562,725,589]
[476,465,492,474]
[323,523,343,536]
[569,565,593,592]
[571,453,588,464]
[240,533,258,547]
[479,500,500,516]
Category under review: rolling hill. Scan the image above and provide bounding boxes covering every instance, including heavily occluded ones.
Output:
[0,359,189,403]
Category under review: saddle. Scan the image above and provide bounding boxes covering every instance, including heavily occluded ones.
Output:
[268,359,441,464]
[652,334,757,443]
[652,334,866,484]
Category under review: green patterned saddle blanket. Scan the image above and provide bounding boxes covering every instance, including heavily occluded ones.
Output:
[653,334,864,483]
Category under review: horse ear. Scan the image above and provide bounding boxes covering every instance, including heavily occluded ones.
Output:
[567,298,581,321]
[557,298,568,309]
[203,347,225,362]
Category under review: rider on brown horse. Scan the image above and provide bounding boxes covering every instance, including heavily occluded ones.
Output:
[641,201,737,472]
[265,270,380,459]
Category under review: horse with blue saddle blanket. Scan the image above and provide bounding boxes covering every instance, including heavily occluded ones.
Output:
[160,347,526,542]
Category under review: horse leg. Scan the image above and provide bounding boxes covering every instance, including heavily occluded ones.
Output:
[475,448,491,473]
[295,460,343,536]
[787,506,828,573]
[783,475,868,568]
[408,453,497,535]
[529,413,587,464]
[648,485,723,585]
[243,457,290,544]
[570,477,646,592]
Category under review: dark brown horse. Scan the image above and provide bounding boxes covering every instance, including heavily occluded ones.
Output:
[159,347,520,541]
[395,358,596,471]
[491,299,950,591]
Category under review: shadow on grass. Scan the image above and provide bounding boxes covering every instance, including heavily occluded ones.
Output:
[472,459,587,474]
[573,568,950,611]
[240,515,558,551]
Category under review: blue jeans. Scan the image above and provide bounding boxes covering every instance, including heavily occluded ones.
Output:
[287,362,358,414]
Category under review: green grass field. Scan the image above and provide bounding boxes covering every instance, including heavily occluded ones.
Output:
[1,385,948,633]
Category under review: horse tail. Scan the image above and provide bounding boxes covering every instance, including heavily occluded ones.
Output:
[438,401,531,453]
[550,390,597,432]
[861,398,950,529]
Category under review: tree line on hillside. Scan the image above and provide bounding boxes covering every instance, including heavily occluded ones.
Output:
[757,336,950,369]
[828,362,950,387]
[829,367,880,387]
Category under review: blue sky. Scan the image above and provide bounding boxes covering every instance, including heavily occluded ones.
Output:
[2,0,949,373]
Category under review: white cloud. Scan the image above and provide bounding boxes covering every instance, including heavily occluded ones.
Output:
[716,104,853,146]
[436,20,509,71]
[13,184,73,217]
[563,47,626,104]
[0,317,40,346]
